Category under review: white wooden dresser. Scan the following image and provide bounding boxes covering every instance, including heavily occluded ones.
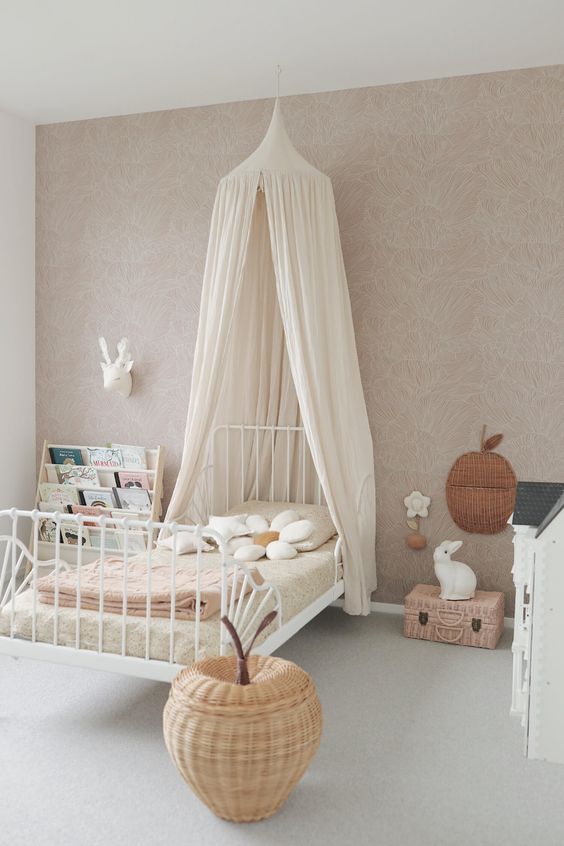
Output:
[510,481,564,764]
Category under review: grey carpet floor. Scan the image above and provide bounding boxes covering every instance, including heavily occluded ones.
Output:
[2,609,564,846]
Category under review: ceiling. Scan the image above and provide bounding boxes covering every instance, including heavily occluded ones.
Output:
[1,0,563,124]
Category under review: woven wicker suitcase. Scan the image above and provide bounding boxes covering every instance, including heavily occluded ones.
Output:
[404,584,504,649]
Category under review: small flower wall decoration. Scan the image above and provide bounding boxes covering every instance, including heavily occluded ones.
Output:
[404,490,431,550]
[404,491,431,519]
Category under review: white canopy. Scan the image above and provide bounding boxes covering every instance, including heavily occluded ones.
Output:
[165,101,376,615]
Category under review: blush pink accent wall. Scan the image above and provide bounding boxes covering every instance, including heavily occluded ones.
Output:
[36,65,564,609]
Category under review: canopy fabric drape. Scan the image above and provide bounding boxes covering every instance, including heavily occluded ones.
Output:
[165,102,376,615]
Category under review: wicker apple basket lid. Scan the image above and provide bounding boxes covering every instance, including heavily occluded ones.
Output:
[446,426,517,534]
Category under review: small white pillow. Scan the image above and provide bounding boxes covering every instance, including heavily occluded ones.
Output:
[158,532,213,554]
[279,519,314,545]
[228,536,253,554]
[246,514,270,535]
[206,514,250,541]
[266,540,298,560]
[225,501,337,551]
[270,509,300,532]
[234,544,267,562]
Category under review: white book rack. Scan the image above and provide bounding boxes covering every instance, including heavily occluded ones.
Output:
[32,440,165,565]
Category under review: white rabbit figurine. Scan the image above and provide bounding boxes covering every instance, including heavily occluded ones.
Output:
[433,540,477,600]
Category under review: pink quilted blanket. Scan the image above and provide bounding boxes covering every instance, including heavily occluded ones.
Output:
[36,557,263,621]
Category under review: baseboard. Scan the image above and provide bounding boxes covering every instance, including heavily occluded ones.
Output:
[369,600,404,615]
[332,598,514,628]
[331,597,402,615]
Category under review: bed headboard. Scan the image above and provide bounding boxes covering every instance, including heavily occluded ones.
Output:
[187,424,326,523]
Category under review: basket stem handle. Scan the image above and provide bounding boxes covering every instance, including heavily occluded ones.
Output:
[244,610,278,657]
[221,610,278,685]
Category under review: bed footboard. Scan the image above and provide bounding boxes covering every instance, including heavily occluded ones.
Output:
[0,509,282,682]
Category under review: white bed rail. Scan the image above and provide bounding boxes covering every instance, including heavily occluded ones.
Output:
[0,425,344,682]
[209,424,326,516]
[0,508,282,682]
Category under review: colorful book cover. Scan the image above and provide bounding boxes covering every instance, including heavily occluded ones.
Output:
[86,447,123,468]
[38,484,80,508]
[113,486,152,513]
[114,470,150,490]
[61,525,90,547]
[49,446,84,466]
[56,465,100,486]
[111,444,147,470]
[38,517,60,543]
[79,489,116,509]
[67,504,111,526]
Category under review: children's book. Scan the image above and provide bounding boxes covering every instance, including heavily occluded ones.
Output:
[61,525,91,547]
[86,447,123,468]
[49,447,84,465]
[79,489,116,509]
[38,517,60,543]
[113,486,152,513]
[38,484,80,508]
[111,444,147,470]
[114,470,150,490]
[67,504,111,526]
[56,465,100,486]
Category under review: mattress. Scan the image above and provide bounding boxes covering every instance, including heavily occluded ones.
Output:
[0,540,339,664]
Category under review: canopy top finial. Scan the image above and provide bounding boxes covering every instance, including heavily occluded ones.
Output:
[228,99,321,177]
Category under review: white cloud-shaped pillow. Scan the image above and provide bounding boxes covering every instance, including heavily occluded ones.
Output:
[206,514,250,541]
[246,514,270,535]
[228,536,254,554]
[270,509,300,532]
[158,532,213,554]
[266,540,298,560]
[233,544,267,562]
[279,519,314,545]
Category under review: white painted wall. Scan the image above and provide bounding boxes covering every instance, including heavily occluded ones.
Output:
[0,110,35,515]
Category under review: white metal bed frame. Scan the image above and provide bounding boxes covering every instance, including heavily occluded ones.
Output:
[0,425,343,682]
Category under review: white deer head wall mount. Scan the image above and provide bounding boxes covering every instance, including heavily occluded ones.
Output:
[98,337,134,398]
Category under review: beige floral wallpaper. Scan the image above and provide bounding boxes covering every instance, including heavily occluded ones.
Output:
[36,65,564,610]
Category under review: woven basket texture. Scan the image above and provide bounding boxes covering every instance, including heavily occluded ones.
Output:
[446,450,516,534]
[404,584,504,649]
[163,654,322,822]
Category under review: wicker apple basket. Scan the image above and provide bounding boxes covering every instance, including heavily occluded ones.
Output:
[446,427,516,534]
[163,612,322,822]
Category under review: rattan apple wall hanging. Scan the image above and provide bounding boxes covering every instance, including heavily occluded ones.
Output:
[446,426,517,534]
